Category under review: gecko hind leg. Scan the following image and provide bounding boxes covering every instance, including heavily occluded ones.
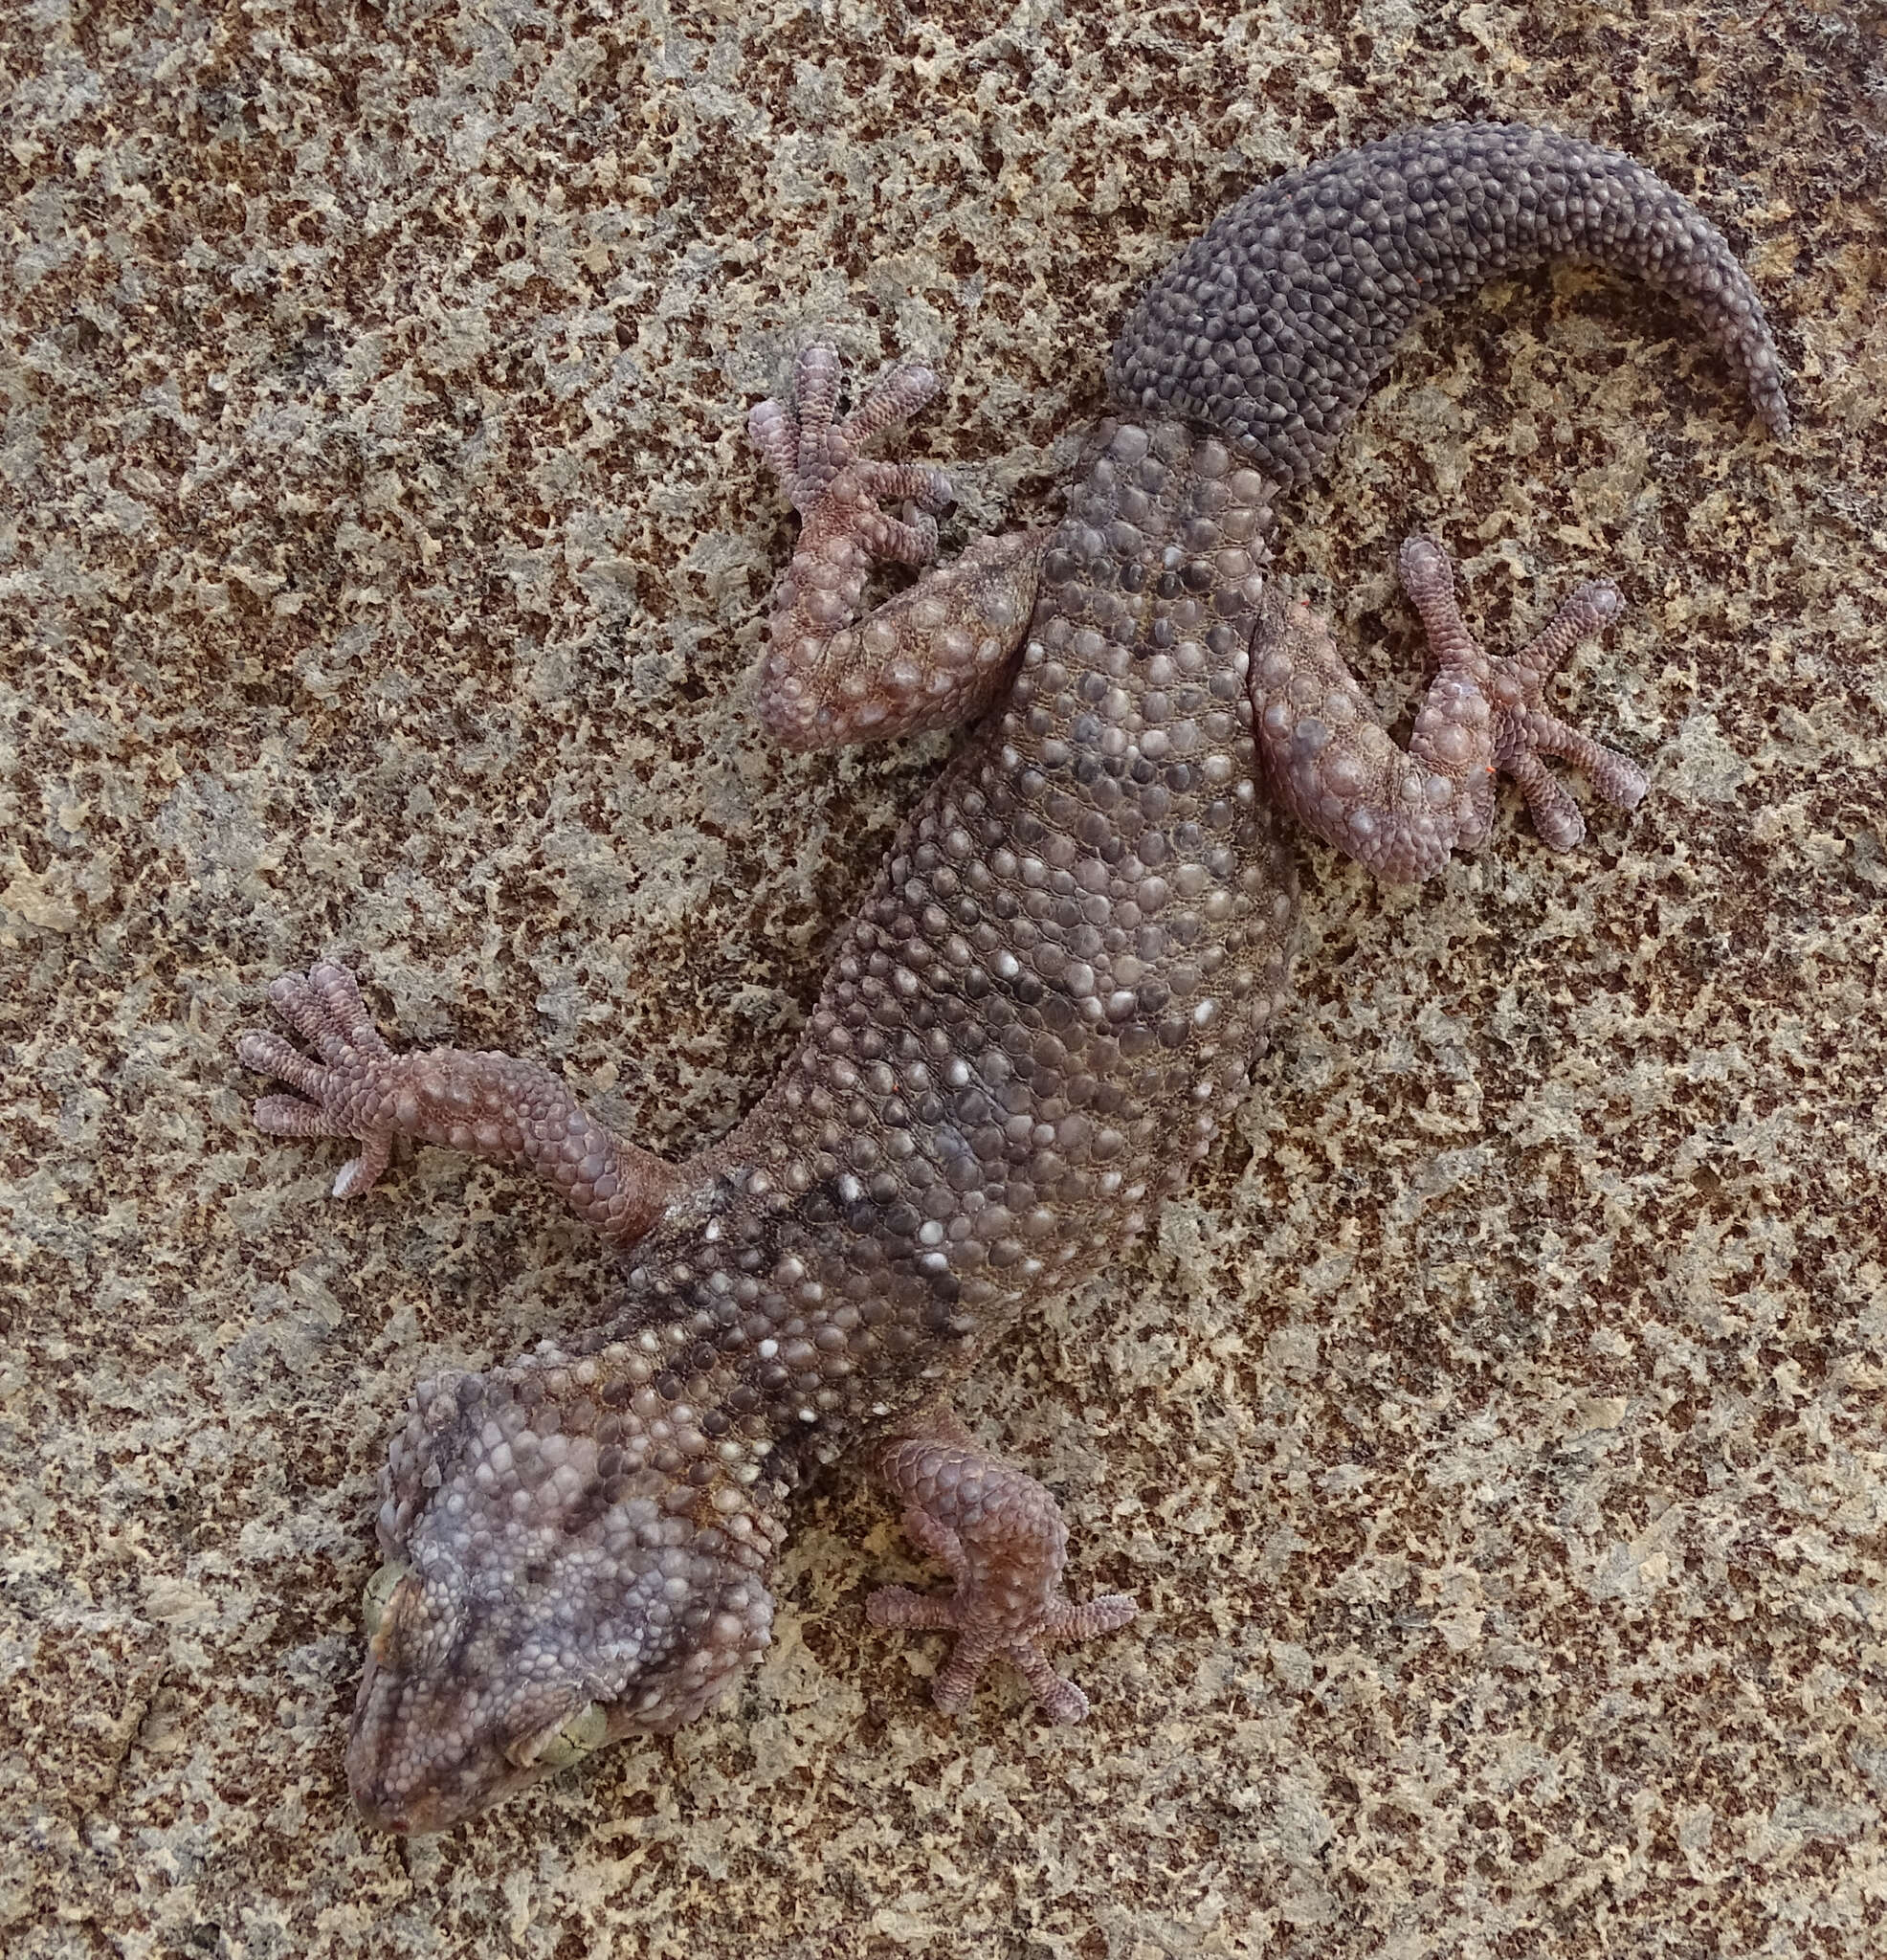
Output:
[1251,533,1648,883]
[865,1405,1138,1725]
[747,342,950,536]
[747,343,1048,749]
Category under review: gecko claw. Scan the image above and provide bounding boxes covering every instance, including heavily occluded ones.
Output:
[869,1413,1139,1726]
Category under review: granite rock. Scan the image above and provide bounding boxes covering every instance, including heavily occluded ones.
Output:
[4,1,1884,1954]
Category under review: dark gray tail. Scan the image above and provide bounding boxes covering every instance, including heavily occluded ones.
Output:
[1106,122,1789,480]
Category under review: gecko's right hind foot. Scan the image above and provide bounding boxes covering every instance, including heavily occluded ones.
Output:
[747,344,952,565]
[747,344,1042,750]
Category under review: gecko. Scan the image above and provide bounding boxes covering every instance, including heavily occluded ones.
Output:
[236,122,1789,1834]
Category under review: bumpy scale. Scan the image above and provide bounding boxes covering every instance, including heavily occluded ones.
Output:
[240,122,1787,1832]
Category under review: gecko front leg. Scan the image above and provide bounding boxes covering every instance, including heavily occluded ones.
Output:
[866,1406,1139,1725]
[238,961,677,1247]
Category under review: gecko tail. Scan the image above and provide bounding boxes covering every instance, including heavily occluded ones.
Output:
[1105,121,1790,480]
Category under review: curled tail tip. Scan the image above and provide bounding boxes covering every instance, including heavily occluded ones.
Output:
[1719,323,1790,439]
[1754,371,1793,440]
[1110,120,1791,470]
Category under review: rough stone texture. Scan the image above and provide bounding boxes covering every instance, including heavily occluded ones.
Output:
[3,1,1882,1955]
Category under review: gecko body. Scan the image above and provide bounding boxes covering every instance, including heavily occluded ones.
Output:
[239,123,1787,1832]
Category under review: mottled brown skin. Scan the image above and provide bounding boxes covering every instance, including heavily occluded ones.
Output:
[239,123,1788,1833]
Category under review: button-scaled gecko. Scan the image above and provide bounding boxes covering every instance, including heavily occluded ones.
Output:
[238,122,1787,1833]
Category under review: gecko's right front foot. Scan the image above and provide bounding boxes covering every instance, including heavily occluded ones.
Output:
[237,961,404,1197]
[239,962,678,1241]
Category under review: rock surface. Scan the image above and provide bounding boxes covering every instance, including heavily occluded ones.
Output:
[4,1,1883,1954]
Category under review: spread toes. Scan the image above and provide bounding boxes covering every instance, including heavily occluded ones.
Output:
[867,1416,1137,1725]
[238,961,396,1196]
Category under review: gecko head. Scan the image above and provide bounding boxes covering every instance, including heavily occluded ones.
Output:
[345,1370,777,1835]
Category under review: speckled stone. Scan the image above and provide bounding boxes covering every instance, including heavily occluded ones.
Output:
[4,2,1883,1956]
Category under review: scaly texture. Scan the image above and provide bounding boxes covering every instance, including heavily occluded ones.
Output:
[240,123,1787,1833]
[868,1406,1140,1724]
[1108,120,1790,479]
[1249,537,1643,880]
[749,344,1048,746]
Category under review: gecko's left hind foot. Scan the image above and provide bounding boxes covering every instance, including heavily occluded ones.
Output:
[1397,533,1647,855]
[1253,534,1650,880]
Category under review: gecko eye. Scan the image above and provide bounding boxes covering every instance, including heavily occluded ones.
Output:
[360,1558,408,1637]
[507,1701,612,1772]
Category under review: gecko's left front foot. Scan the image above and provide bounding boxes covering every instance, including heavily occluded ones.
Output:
[865,1408,1138,1725]
[1252,533,1649,882]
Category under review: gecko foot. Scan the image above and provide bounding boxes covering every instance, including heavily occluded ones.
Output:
[238,961,401,1197]
[747,343,952,566]
[1397,533,1647,855]
[746,345,1041,749]
[238,961,678,1242]
[1253,533,1649,880]
[865,1408,1138,1725]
